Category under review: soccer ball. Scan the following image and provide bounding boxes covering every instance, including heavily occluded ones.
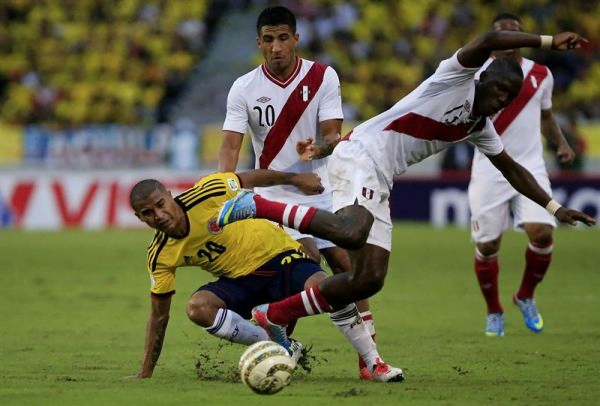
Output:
[239,341,294,395]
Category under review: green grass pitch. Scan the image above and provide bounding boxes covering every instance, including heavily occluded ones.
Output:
[1,224,599,405]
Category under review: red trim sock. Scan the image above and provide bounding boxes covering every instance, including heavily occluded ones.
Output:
[517,241,553,299]
[254,194,317,232]
[267,285,333,326]
[358,312,375,369]
[474,249,503,314]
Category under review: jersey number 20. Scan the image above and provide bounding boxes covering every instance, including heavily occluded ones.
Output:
[253,105,275,127]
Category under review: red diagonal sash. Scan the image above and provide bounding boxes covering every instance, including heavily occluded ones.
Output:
[383,112,485,142]
[493,63,548,135]
[259,62,327,169]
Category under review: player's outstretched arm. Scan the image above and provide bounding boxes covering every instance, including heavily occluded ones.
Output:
[237,170,324,195]
[458,30,587,68]
[486,150,596,226]
[132,295,172,379]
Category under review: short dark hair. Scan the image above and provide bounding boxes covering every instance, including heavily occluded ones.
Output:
[256,6,296,35]
[129,179,165,209]
[492,13,521,26]
[487,56,523,80]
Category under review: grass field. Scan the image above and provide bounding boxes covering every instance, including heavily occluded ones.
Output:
[1,224,599,405]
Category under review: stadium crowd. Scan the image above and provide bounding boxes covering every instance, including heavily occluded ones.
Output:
[279,0,600,123]
[0,0,212,125]
[0,0,598,129]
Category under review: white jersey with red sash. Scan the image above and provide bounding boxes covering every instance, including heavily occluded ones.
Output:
[342,51,504,188]
[471,57,552,181]
[223,57,343,203]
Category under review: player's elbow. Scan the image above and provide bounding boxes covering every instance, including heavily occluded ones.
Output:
[475,31,503,51]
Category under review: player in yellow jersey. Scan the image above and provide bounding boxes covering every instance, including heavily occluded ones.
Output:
[129,170,403,382]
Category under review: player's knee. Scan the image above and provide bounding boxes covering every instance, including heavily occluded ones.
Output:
[477,240,499,256]
[349,271,384,297]
[530,229,553,246]
[331,208,372,250]
[186,298,214,327]
[337,225,369,250]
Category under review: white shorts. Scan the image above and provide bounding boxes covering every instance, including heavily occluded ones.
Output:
[468,175,556,243]
[329,141,393,251]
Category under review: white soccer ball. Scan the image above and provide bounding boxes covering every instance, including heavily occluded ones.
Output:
[239,341,294,395]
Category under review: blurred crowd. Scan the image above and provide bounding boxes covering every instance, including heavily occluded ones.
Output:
[0,0,599,133]
[0,0,212,126]
[277,0,600,122]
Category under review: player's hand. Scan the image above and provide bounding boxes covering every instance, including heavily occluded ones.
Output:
[555,207,596,226]
[296,137,319,161]
[556,142,576,165]
[552,32,588,50]
[290,172,324,195]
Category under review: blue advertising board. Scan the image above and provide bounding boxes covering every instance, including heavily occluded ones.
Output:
[390,174,600,227]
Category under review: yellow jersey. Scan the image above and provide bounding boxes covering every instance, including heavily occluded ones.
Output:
[146,172,302,295]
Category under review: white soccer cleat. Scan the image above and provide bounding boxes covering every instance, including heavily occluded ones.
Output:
[288,338,304,369]
[370,358,405,383]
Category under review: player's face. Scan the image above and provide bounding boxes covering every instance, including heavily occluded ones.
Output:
[474,71,522,117]
[257,24,299,77]
[492,18,522,60]
[134,189,184,236]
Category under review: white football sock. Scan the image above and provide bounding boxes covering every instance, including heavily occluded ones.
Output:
[360,310,376,337]
[330,304,380,367]
[204,308,268,345]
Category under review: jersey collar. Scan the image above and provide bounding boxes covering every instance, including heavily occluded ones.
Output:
[262,57,302,88]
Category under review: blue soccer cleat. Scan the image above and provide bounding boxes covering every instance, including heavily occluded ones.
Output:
[251,304,292,353]
[485,312,505,337]
[217,190,257,227]
[513,294,544,333]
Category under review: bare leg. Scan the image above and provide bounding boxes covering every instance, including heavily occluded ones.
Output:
[321,246,370,312]
[297,237,321,263]
[187,290,269,344]
[315,243,389,308]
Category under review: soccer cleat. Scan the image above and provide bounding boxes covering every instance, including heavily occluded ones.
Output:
[217,190,257,227]
[359,366,373,381]
[513,294,544,333]
[288,338,304,369]
[251,304,292,352]
[485,312,505,337]
[370,359,404,383]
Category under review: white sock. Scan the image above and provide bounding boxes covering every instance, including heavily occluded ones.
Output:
[330,304,380,367]
[360,310,376,337]
[204,308,268,345]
